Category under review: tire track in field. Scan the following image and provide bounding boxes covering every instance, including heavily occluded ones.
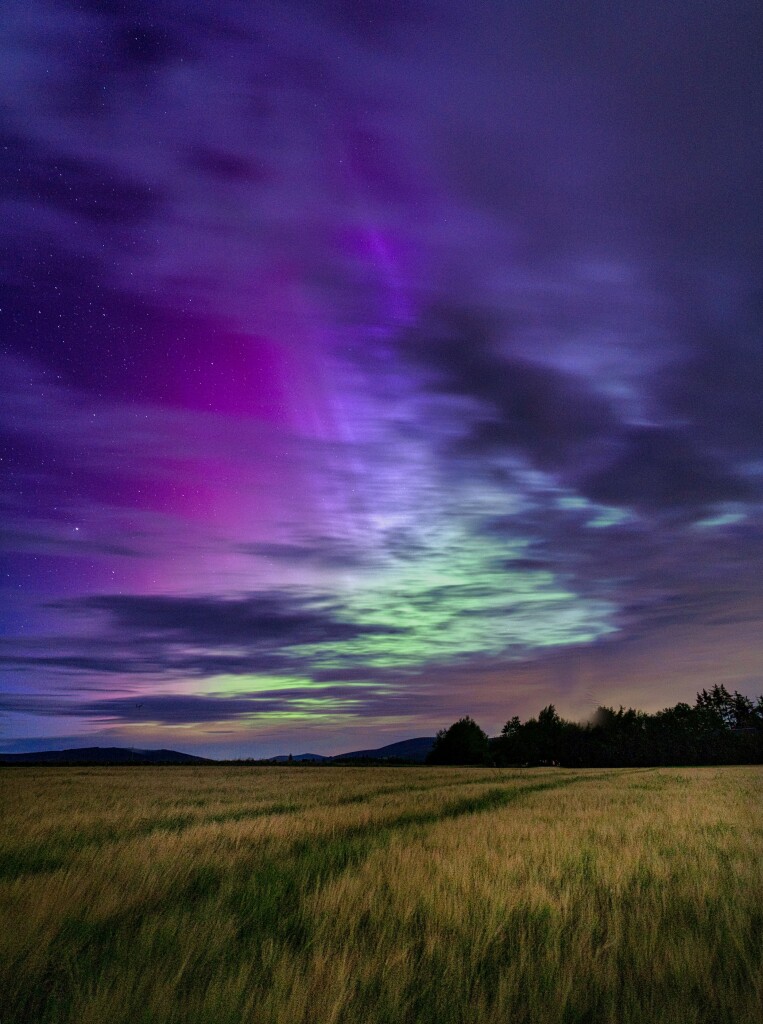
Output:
[1,770,619,881]
[0,773,570,879]
[193,773,600,950]
[0,773,597,1023]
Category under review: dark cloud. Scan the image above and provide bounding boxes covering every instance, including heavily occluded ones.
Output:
[665,303,763,462]
[581,426,752,513]
[240,540,369,570]
[471,478,763,650]
[404,307,615,470]
[403,305,761,515]
[0,685,377,724]
[0,591,404,679]
[0,527,139,559]
[0,649,287,678]
[68,592,392,646]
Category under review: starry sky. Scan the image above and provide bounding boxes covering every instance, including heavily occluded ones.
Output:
[1,1,762,757]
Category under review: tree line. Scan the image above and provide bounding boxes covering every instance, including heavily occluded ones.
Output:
[426,684,763,767]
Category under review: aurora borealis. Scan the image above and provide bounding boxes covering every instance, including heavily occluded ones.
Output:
[1,2,762,757]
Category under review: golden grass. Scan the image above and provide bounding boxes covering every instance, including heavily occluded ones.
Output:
[0,765,760,1023]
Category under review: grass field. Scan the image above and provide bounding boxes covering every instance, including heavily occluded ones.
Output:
[1,765,761,1024]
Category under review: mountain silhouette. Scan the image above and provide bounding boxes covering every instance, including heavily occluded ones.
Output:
[0,746,212,765]
[1,736,437,765]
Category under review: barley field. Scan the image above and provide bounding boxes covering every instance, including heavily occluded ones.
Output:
[0,765,760,1024]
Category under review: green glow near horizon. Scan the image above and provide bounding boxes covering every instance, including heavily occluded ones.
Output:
[301,517,617,672]
[179,487,620,719]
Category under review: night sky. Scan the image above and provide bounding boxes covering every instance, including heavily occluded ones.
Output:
[1,1,762,757]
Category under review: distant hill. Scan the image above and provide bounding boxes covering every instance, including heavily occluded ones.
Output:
[334,737,435,762]
[0,746,212,765]
[268,737,436,764]
[270,752,330,763]
[1,736,438,766]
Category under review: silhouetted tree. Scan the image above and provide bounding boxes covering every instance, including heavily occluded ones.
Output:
[502,715,521,738]
[695,684,737,728]
[426,716,491,765]
[490,689,762,768]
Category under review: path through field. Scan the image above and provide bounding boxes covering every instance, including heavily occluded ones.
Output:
[1,766,761,1023]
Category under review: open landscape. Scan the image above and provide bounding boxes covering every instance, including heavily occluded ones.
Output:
[2,5,761,1022]
[1,765,761,1024]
